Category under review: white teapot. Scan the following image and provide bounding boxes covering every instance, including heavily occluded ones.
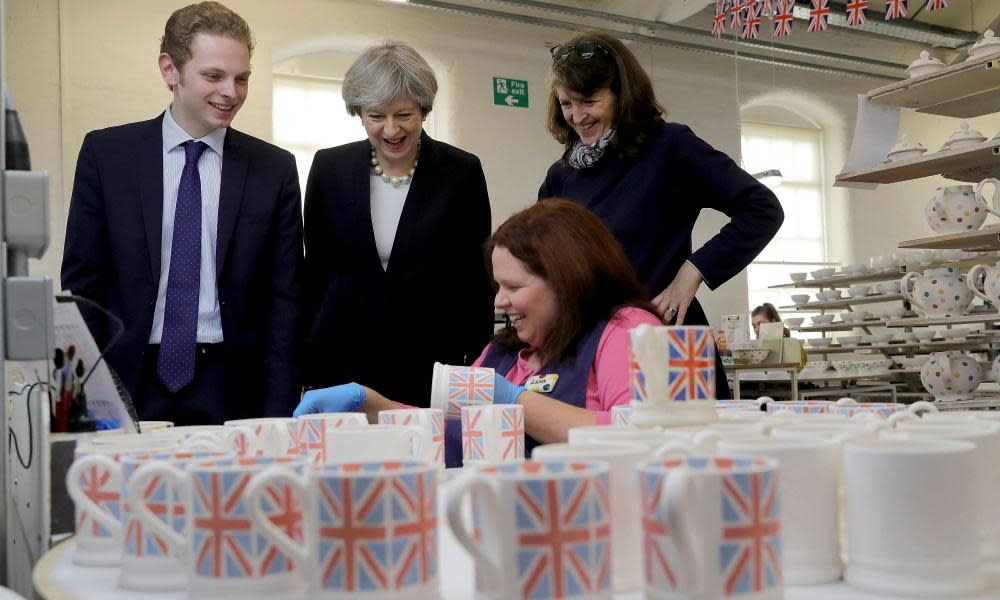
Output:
[900,267,973,318]
[925,179,1000,234]
[921,352,981,402]
[967,261,1000,306]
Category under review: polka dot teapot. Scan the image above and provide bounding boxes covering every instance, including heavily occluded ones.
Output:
[967,261,1000,306]
[900,266,973,318]
[920,351,981,402]
[925,178,1000,234]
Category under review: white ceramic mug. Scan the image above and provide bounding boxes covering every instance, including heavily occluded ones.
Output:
[292,412,369,463]
[843,438,985,597]
[247,460,440,599]
[532,442,648,593]
[716,436,841,584]
[460,404,524,464]
[225,417,296,457]
[430,362,496,420]
[447,460,612,600]
[637,455,783,600]
[379,408,445,468]
[319,424,425,464]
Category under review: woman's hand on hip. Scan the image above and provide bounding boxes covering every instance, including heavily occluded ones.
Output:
[652,262,704,325]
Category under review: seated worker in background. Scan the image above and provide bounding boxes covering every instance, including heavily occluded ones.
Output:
[294,198,664,465]
[752,302,790,337]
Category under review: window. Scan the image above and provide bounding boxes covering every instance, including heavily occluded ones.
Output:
[740,121,831,334]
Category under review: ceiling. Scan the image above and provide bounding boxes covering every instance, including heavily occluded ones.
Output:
[394,0,1000,81]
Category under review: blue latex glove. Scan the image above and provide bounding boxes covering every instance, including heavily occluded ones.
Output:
[493,372,526,405]
[293,383,366,417]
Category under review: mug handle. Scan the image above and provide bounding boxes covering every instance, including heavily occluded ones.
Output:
[126,462,191,556]
[966,264,991,303]
[651,441,693,460]
[446,473,509,600]
[662,468,708,595]
[66,454,124,536]
[907,400,939,416]
[899,272,923,311]
[180,432,227,453]
[978,178,1000,218]
[246,466,312,566]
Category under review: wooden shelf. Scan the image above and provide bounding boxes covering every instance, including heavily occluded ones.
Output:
[886,313,1000,327]
[806,340,994,354]
[898,226,1000,251]
[867,55,1000,118]
[770,270,901,289]
[834,137,1000,184]
[781,294,904,311]
[792,319,889,333]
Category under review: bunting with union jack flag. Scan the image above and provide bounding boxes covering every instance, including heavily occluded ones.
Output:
[845,0,868,26]
[808,0,831,32]
[666,327,715,401]
[730,0,745,28]
[885,0,907,19]
[925,0,948,10]
[773,0,795,37]
[712,1,727,38]
[741,2,762,39]
[759,0,774,16]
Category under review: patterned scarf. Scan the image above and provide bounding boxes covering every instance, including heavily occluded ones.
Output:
[567,127,616,169]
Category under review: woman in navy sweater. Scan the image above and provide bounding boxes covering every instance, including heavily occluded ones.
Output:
[539,32,785,397]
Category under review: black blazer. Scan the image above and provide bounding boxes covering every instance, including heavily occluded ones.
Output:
[61,114,303,420]
[301,132,494,407]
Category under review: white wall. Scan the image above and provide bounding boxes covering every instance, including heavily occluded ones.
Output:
[9,0,949,326]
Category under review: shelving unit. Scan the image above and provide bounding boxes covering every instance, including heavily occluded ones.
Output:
[866,54,1000,118]
[834,138,1000,185]
[898,227,1000,251]
[781,293,904,311]
[886,313,1000,327]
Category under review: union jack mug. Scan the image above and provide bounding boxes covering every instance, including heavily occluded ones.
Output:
[610,405,632,427]
[460,404,524,465]
[379,409,445,468]
[628,325,718,428]
[127,455,308,598]
[66,438,182,567]
[247,460,440,599]
[447,460,612,600]
[430,362,495,420]
[118,450,234,591]
[638,455,783,600]
[224,417,297,457]
[291,412,369,463]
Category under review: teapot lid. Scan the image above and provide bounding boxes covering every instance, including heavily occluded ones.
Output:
[942,121,987,149]
[888,134,926,155]
[906,50,944,72]
[970,29,1000,53]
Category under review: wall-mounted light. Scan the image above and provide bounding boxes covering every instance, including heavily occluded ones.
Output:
[751,169,783,189]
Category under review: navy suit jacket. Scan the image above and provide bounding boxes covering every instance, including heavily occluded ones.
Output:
[61,114,303,420]
[301,132,494,407]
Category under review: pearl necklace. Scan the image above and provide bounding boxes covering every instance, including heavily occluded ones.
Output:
[370,142,419,187]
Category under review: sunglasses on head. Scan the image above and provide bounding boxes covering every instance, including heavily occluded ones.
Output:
[549,41,609,63]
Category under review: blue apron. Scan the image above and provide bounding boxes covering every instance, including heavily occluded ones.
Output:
[443,316,610,467]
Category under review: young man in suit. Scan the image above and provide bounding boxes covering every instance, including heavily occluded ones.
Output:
[61,2,302,425]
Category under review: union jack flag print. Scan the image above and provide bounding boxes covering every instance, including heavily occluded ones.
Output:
[773,0,794,37]
[628,346,648,404]
[808,0,831,32]
[315,463,438,593]
[884,0,907,20]
[729,0,744,28]
[610,405,632,427]
[123,463,184,558]
[76,462,121,537]
[845,0,868,26]
[712,1,727,38]
[447,367,495,419]
[741,2,762,40]
[461,409,486,461]
[759,0,774,16]
[640,458,685,590]
[512,464,611,599]
[192,471,256,579]
[721,464,783,595]
[667,327,715,401]
[295,418,329,464]
[926,0,947,10]
[500,406,525,461]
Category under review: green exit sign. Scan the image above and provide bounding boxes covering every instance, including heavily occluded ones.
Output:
[493,76,528,108]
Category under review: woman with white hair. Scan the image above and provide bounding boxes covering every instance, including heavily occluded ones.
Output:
[301,41,494,408]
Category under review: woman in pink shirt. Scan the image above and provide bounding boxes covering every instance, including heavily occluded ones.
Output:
[295,199,663,453]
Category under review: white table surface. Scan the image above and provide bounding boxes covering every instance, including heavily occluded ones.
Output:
[34,473,1000,600]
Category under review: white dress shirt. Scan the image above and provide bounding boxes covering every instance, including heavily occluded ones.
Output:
[370,175,411,271]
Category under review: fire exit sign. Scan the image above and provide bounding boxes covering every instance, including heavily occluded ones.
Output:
[493,77,528,108]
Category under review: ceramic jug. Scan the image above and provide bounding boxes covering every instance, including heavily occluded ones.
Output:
[901,267,973,318]
[921,352,981,402]
[925,179,1000,234]
[967,261,1000,306]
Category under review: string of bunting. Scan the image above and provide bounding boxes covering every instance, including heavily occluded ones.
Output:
[711,0,951,39]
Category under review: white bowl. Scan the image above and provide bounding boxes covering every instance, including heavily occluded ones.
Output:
[785,318,805,328]
[880,307,905,320]
[811,314,836,325]
[877,282,900,295]
[940,328,968,340]
[840,312,865,323]
[818,290,843,301]
[868,333,893,345]
[842,264,866,275]
[913,329,937,342]
[838,335,862,346]
[731,347,771,365]
[790,272,808,283]
[847,284,870,297]
[831,360,859,376]
[803,360,829,372]
[861,359,893,374]
[807,338,834,348]
[894,356,929,368]
[810,268,836,280]
[792,294,811,305]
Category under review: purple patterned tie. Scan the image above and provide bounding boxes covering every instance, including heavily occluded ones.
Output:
[157,140,208,392]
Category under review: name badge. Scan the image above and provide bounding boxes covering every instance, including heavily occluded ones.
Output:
[526,374,559,393]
